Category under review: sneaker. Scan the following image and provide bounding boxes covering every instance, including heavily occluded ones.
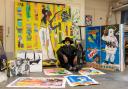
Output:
[73,65,82,72]
[68,66,74,71]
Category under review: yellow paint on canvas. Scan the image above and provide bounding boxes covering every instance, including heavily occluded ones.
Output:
[15,1,72,61]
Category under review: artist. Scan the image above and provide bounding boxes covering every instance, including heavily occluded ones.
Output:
[57,37,81,71]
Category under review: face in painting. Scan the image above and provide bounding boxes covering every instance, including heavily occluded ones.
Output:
[108,28,114,37]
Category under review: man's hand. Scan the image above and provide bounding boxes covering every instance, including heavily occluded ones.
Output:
[63,55,68,63]
[73,56,77,65]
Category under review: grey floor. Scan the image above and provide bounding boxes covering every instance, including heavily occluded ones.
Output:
[0,67,128,89]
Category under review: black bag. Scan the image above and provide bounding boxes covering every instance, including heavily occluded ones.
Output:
[0,41,7,71]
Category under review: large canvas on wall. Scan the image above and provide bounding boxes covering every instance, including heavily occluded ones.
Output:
[15,1,72,66]
[85,24,124,71]
[15,1,72,51]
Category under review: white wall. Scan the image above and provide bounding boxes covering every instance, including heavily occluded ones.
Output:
[108,11,121,24]
[85,0,109,26]
[0,0,5,26]
[0,0,15,58]
[0,0,6,48]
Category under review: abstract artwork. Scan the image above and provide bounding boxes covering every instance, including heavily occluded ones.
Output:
[65,75,99,86]
[85,24,124,71]
[43,68,72,75]
[79,68,105,75]
[85,15,92,26]
[7,77,66,88]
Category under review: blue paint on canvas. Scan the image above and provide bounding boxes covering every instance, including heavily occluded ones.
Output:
[100,25,120,64]
[85,25,120,65]
[85,26,101,63]
[67,75,93,83]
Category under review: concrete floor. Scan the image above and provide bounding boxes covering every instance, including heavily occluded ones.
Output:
[0,67,128,89]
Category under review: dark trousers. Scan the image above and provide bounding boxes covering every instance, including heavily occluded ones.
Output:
[57,53,79,69]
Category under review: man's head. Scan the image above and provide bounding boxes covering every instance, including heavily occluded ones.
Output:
[62,37,73,45]
[65,40,71,46]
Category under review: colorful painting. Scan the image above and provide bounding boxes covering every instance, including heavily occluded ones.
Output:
[39,27,55,60]
[100,25,120,70]
[85,26,101,64]
[79,68,105,75]
[7,77,66,88]
[15,1,72,50]
[101,25,119,64]
[65,75,99,86]
[85,15,92,26]
[43,68,72,75]
[85,24,124,71]
[15,1,72,66]
[71,6,81,39]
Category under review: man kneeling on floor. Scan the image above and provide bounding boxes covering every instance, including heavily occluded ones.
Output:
[57,37,81,71]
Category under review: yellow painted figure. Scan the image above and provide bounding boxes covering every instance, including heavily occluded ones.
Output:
[15,1,72,65]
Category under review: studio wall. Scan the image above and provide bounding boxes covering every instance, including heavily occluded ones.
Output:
[0,0,121,59]
[0,0,85,59]
[85,0,109,26]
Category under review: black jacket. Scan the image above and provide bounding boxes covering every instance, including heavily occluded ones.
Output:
[57,45,77,58]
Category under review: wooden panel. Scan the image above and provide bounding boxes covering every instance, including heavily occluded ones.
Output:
[0,26,3,43]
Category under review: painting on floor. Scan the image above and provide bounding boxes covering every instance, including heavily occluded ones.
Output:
[65,75,99,86]
[79,68,105,75]
[7,77,66,88]
[43,68,72,75]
